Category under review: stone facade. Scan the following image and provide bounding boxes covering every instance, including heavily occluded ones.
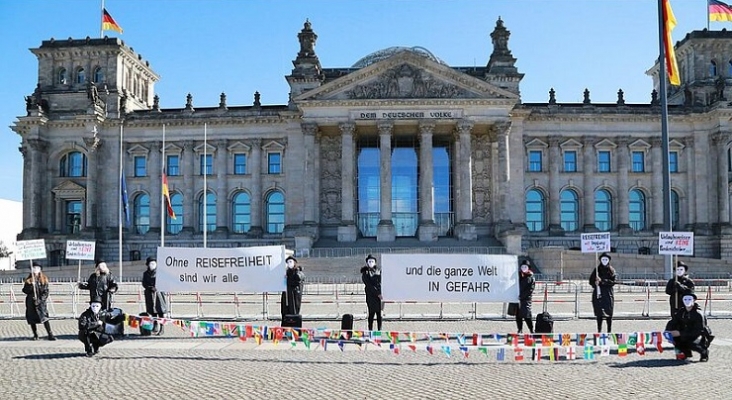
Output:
[10,21,732,266]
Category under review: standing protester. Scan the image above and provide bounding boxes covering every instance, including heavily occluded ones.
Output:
[589,252,617,333]
[668,292,710,362]
[361,254,383,331]
[516,259,535,334]
[142,257,168,335]
[665,261,695,317]
[78,298,113,357]
[280,256,304,321]
[22,262,56,341]
[78,260,119,311]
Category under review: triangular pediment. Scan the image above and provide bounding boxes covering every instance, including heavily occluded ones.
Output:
[525,138,548,148]
[594,139,617,149]
[52,180,86,198]
[163,143,183,154]
[629,139,651,150]
[560,138,583,149]
[127,144,149,155]
[228,141,251,153]
[669,139,685,150]
[296,50,519,102]
[194,143,217,154]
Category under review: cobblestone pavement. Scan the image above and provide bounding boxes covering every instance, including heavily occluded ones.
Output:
[2,317,732,399]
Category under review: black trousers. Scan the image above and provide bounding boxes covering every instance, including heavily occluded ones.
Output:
[674,337,707,357]
[78,331,112,352]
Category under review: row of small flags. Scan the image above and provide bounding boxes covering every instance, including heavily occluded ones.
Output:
[124,314,677,361]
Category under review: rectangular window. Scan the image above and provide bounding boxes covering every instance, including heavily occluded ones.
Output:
[598,151,611,172]
[564,151,577,172]
[632,151,645,172]
[199,154,213,175]
[167,155,180,176]
[134,156,146,177]
[268,153,281,174]
[528,150,542,172]
[66,200,82,234]
[234,154,247,175]
[669,151,679,173]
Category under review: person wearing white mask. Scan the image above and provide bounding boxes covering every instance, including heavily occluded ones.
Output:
[361,254,383,331]
[280,256,304,321]
[79,259,119,311]
[142,257,168,335]
[515,259,536,334]
[668,292,710,362]
[665,261,695,317]
[78,298,114,357]
[589,252,617,333]
[22,262,56,340]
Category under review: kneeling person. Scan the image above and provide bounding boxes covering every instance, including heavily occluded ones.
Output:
[78,298,113,357]
[669,292,709,362]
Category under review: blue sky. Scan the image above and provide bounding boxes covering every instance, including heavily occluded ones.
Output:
[0,0,719,202]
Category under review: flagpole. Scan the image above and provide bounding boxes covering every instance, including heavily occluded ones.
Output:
[118,123,124,282]
[658,0,674,279]
[100,0,105,38]
[203,122,208,248]
[161,124,166,247]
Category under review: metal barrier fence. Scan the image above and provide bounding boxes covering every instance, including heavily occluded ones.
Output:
[2,278,732,321]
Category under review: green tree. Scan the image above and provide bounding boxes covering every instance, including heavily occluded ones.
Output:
[0,241,12,258]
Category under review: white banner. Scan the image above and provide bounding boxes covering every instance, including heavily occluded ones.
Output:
[156,246,287,293]
[381,254,519,302]
[580,232,611,253]
[658,232,694,255]
[66,240,96,260]
[16,239,46,261]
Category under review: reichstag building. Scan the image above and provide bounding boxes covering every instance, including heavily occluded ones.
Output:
[11,18,732,264]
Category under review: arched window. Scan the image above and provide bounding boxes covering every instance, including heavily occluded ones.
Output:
[266,191,285,234]
[167,193,183,234]
[671,190,680,230]
[93,67,104,84]
[232,192,251,233]
[560,189,579,232]
[594,189,613,231]
[525,189,545,232]
[134,193,150,235]
[198,191,216,232]
[58,68,67,84]
[710,61,718,77]
[59,151,87,177]
[76,67,85,84]
[629,189,646,231]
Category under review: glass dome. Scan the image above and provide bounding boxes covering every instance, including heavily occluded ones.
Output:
[352,46,446,68]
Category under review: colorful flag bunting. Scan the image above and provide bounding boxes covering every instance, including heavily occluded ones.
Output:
[496,347,505,361]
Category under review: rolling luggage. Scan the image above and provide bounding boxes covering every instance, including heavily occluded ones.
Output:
[534,286,554,334]
[282,314,302,328]
[104,308,126,337]
[341,313,354,331]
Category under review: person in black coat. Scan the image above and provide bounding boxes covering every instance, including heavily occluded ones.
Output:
[665,261,695,317]
[22,262,55,340]
[667,292,710,362]
[361,254,383,331]
[516,259,535,334]
[280,256,304,320]
[589,252,617,333]
[78,260,118,311]
[78,298,113,357]
[142,256,168,335]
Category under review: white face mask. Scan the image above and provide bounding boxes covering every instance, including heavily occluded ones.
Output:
[520,265,529,273]
[90,303,102,314]
[148,261,157,270]
[682,296,695,308]
[676,267,685,277]
[31,267,41,274]
[367,259,376,268]
[600,257,610,266]
[98,263,109,274]
[286,260,295,269]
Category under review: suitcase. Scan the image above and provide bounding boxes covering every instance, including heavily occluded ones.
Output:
[139,312,154,336]
[534,286,554,334]
[103,308,126,337]
[282,314,302,328]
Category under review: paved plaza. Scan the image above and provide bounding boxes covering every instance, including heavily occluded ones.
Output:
[2,315,732,399]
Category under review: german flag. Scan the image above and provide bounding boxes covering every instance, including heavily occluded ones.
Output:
[162,173,176,219]
[102,8,123,33]
[710,0,732,22]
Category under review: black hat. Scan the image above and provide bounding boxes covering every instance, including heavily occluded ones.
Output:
[520,259,530,266]
[599,252,612,261]
[146,256,156,265]
[32,262,42,269]
[677,261,688,270]
[95,259,106,266]
[90,296,103,305]
[365,254,377,262]
[285,256,297,263]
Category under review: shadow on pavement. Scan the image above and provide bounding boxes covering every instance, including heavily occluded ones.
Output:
[13,353,87,360]
[609,359,690,368]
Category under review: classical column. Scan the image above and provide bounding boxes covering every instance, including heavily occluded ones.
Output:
[19,146,31,232]
[454,120,477,240]
[249,138,263,236]
[684,136,696,229]
[215,139,228,232]
[182,140,195,232]
[715,133,731,229]
[616,136,631,233]
[376,121,395,242]
[27,139,48,231]
[302,123,318,225]
[418,121,437,242]
[337,122,357,241]
[495,126,509,222]
[54,198,63,233]
[694,133,711,234]
[547,135,563,234]
[651,137,664,231]
[582,136,596,231]
[148,140,161,233]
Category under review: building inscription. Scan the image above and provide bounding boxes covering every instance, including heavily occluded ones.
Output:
[351,110,464,120]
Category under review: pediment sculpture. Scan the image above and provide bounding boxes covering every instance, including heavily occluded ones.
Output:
[346,64,470,100]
